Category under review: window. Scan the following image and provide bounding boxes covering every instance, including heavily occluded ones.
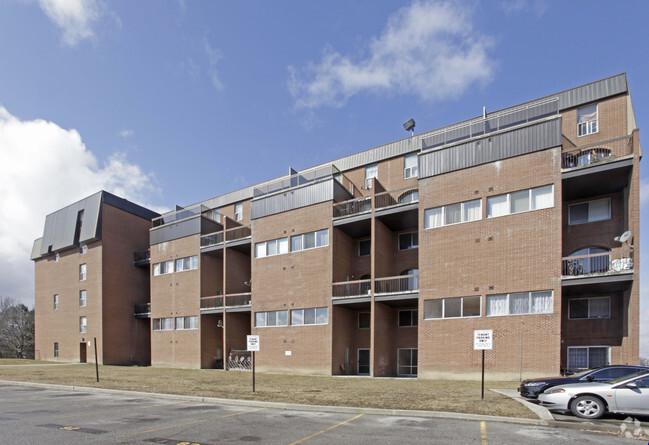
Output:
[358,239,371,257]
[577,105,598,137]
[567,346,609,372]
[398,349,418,376]
[255,310,288,327]
[175,316,199,330]
[398,190,419,204]
[234,203,243,221]
[291,229,329,252]
[404,154,418,179]
[79,316,87,333]
[291,307,328,326]
[53,294,59,310]
[79,290,86,307]
[153,317,174,331]
[255,238,289,258]
[175,255,198,272]
[53,342,59,358]
[398,232,418,250]
[365,164,378,188]
[358,349,370,375]
[569,297,610,319]
[487,185,553,218]
[424,296,481,319]
[425,199,481,229]
[398,309,418,327]
[486,291,553,316]
[358,312,370,329]
[79,244,87,255]
[568,198,610,225]
[153,260,175,276]
[79,264,86,281]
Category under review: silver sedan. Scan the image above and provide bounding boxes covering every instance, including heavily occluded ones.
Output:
[537,371,649,419]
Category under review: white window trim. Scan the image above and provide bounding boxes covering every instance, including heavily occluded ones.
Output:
[424,296,482,320]
[255,310,289,327]
[568,198,611,225]
[175,255,199,273]
[577,105,598,137]
[404,154,418,179]
[291,229,329,253]
[53,294,58,310]
[153,317,174,331]
[425,199,482,229]
[234,203,243,221]
[291,307,329,326]
[175,316,199,330]
[486,185,554,219]
[79,263,87,281]
[568,296,611,320]
[254,238,289,259]
[486,291,554,317]
[79,316,87,333]
[365,165,378,189]
[79,290,86,307]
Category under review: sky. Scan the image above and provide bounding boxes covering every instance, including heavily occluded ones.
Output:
[0,0,647,357]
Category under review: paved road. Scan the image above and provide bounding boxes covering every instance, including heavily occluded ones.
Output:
[0,382,643,444]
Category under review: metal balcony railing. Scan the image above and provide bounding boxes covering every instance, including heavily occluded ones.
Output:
[201,296,223,310]
[561,135,633,169]
[333,187,419,218]
[253,164,341,197]
[133,250,150,264]
[134,302,151,317]
[333,197,372,218]
[201,225,252,248]
[332,279,372,299]
[201,232,224,248]
[562,250,633,277]
[200,293,252,310]
[153,204,207,227]
[375,275,419,294]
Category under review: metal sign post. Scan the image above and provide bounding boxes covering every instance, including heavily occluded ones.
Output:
[473,330,493,400]
[247,335,260,393]
[93,338,99,382]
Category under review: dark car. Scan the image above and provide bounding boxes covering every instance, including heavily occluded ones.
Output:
[518,365,649,399]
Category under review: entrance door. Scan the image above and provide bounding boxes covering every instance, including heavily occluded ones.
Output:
[358,348,370,375]
[79,343,87,363]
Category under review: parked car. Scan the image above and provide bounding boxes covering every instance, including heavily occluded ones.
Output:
[537,371,649,419]
[518,365,649,399]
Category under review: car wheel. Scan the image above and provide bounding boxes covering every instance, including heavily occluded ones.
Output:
[570,395,605,419]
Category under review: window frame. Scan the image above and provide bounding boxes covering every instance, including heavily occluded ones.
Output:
[234,203,243,221]
[79,263,87,281]
[254,310,289,327]
[577,104,598,137]
[486,185,554,219]
[79,316,87,334]
[486,291,554,317]
[568,296,611,320]
[291,229,329,253]
[291,307,329,326]
[175,316,199,330]
[404,154,418,179]
[365,164,378,188]
[153,260,175,276]
[398,309,418,327]
[254,237,289,258]
[79,244,87,255]
[423,296,482,320]
[425,199,482,229]
[53,294,58,310]
[397,348,418,377]
[358,312,370,329]
[398,232,418,251]
[568,198,611,225]
[358,239,371,257]
[153,317,174,331]
[79,290,86,307]
[175,255,198,273]
[567,345,610,372]
[53,342,59,358]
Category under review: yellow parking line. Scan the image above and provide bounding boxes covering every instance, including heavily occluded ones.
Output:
[288,413,364,445]
[480,420,488,445]
[29,399,191,422]
[116,407,267,438]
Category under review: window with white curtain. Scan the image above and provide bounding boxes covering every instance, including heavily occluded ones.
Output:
[569,297,610,319]
[365,164,378,188]
[153,260,174,276]
[175,255,198,272]
[255,238,289,258]
[567,346,609,371]
[568,198,610,225]
[175,316,199,330]
[425,199,482,229]
[404,154,418,179]
[291,229,329,252]
[486,291,553,316]
[234,203,243,221]
[487,185,553,218]
[577,105,598,137]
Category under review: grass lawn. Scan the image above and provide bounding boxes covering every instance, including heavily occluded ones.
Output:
[0,359,534,418]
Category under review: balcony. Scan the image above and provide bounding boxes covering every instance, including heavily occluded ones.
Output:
[134,303,151,318]
[332,274,419,303]
[200,292,252,313]
[253,164,349,198]
[201,225,251,250]
[562,250,634,284]
[152,204,208,227]
[561,135,633,170]
[133,250,150,267]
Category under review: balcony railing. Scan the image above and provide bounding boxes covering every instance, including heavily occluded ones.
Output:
[333,197,371,218]
[201,225,252,248]
[561,135,633,169]
[332,275,419,299]
[134,302,151,317]
[332,279,372,299]
[254,164,340,197]
[153,204,207,227]
[562,250,634,277]
[333,187,419,218]
[133,250,150,264]
[200,293,252,310]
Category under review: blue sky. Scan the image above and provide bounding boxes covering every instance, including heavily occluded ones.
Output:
[0,0,647,357]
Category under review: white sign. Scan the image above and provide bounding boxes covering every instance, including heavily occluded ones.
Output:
[247,335,260,352]
[474,330,493,350]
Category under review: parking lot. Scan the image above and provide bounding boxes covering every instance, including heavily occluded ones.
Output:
[1,381,645,444]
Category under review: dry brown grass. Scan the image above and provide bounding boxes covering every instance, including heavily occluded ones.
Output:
[0,360,534,418]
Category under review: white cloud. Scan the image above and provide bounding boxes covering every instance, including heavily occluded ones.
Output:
[204,38,224,90]
[118,129,134,138]
[500,0,548,17]
[38,0,103,46]
[0,106,160,306]
[288,0,495,109]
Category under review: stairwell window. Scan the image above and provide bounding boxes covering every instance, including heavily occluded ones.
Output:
[175,255,198,272]
[79,264,86,281]
[291,307,328,326]
[424,296,481,319]
[53,294,58,310]
[79,316,87,333]
[577,105,598,137]
[234,203,243,221]
[79,290,86,307]
[153,260,174,276]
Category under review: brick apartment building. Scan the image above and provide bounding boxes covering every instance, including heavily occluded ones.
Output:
[32,74,641,380]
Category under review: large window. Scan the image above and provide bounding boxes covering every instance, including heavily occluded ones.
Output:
[291,229,328,252]
[569,297,610,319]
[486,291,553,316]
[487,185,553,218]
[255,238,289,258]
[153,260,174,276]
[425,199,481,229]
[398,232,418,250]
[567,346,609,371]
[398,349,418,376]
[398,309,418,327]
[404,154,418,179]
[291,307,328,326]
[175,255,198,272]
[365,164,378,188]
[569,198,610,225]
[255,310,288,327]
[79,263,86,281]
[175,316,199,330]
[79,290,86,307]
[153,317,174,331]
[577,105,598,137]
[424,296,481,319]
[79,316,87,333]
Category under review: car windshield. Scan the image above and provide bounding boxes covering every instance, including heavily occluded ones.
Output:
[608,371,649,385]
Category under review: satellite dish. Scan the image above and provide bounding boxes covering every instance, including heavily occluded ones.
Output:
[614,231,633,247]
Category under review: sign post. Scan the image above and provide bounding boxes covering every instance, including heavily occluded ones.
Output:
[247,335,260,393]
[473,330,493,400]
